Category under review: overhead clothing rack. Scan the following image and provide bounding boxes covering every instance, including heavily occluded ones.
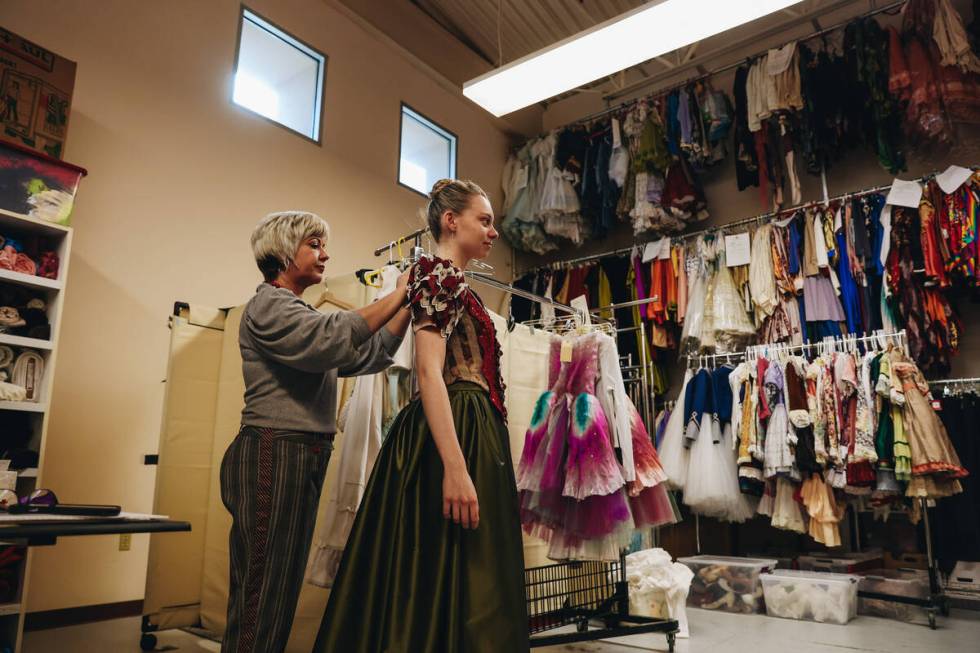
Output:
[517,167,962,276]
[565,0,906,122]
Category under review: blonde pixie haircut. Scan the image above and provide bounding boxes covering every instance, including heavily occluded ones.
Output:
[251,211,330,282]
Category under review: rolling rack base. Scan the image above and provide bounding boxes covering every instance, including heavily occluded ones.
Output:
[526,553,679,651]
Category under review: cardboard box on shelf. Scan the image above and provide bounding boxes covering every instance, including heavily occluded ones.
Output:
[0,27,76,160]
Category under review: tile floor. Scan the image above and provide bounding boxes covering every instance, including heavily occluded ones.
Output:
[21,608,980,652]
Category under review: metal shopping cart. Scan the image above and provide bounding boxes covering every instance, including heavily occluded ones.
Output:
[526,552,679,651]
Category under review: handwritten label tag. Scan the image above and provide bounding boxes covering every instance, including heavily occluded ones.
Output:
[725,232,751,267]
[885,178,923,208]
[560,339,574,363]
[642,238,670,263]
[936,165,973,194]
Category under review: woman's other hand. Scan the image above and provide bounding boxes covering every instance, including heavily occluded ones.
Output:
[442,465,480,529]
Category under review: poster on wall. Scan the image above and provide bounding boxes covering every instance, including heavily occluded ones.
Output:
[0,27,76,160]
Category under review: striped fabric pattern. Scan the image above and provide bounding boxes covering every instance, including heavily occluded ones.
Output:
[220,426,333,653]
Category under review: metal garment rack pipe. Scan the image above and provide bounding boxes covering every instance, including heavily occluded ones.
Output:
[464,272,582,317]
[516,168,950,277]
[572,0,906,121]
[373,226,429,257]
[929,377,980,385]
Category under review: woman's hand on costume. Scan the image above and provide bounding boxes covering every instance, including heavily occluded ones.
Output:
[396,269,410,297]
[443,466,480,529]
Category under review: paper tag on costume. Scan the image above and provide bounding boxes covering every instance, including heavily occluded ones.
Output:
[560,339,574,363]
[514,165,528,190]
[766,42,796,75]
[885,179,923,208]
[936,165,973,194]
[570,295,591,326]
[931,400,942,411]
[642,238,668,263]
[612,118,622,148]
[0,471,15,491]
[725,233,751,267]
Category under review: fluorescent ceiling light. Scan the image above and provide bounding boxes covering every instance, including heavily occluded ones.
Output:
[463,0,803,117]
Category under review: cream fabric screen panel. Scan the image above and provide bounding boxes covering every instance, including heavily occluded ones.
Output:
[195,307,341,651]
[143,307,227,630]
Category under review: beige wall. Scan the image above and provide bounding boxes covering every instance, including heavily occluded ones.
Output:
[0,0,515,612]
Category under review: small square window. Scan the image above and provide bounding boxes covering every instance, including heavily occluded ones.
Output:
[233,8,326,142]
[398,104,457,196]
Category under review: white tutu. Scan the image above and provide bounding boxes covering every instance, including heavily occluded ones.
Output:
[679,269,707,354]
[684,421,756,522]
[658,369,692,491]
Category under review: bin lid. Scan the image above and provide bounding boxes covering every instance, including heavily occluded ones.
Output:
[763,569,860,585]
[797,549,883,563]
[677,555,779,569]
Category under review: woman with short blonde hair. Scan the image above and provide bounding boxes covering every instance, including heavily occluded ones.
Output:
[220,210,411,653]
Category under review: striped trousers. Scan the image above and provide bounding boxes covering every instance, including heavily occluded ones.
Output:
[220,426,333,653]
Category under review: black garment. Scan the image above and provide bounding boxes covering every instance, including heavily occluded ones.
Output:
[600,255,639,364]
[732,65,759,191]
[932,394,980,574]
[510,273,537,323]
[843,19,906,173]
[556,125,588,182]
[597,129,622,237]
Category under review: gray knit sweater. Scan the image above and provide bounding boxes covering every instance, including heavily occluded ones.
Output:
[239,283,402,434]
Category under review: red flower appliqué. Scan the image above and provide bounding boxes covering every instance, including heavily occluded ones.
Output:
[408,255,468,338]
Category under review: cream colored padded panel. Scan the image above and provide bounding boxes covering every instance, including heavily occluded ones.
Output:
[144,311,226,629]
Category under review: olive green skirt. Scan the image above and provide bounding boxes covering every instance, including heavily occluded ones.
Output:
[314,382,529,653]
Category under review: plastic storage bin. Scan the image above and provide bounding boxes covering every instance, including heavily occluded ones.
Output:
[797,550,882,574]
[677,555,777,614]
[761,570,859,624]
[0,140,86,226]
[857,568,929,622]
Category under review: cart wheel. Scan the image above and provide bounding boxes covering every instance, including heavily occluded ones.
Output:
[140,633,157,651]
[576,618,588,633]
[667,631,676,653]
[928,611,937,630]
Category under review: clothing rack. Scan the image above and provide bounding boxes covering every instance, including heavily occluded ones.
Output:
[557,0,906,124]
[517,167,959,277]
[684,330,909,367]
[679,326,953,628]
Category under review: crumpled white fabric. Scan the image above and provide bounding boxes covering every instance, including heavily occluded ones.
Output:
[626,548,694,637]
[763,573,856,624]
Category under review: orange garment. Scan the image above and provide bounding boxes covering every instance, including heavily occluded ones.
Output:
[800,473,843,547]
[919,190,950,287]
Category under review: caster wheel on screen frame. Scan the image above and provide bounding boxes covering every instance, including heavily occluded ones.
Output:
[140,633,158,651]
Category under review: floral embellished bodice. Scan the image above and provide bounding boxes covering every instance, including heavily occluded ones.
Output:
[408,255,507,419]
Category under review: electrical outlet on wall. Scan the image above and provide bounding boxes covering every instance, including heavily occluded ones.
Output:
[119,533,132,551]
